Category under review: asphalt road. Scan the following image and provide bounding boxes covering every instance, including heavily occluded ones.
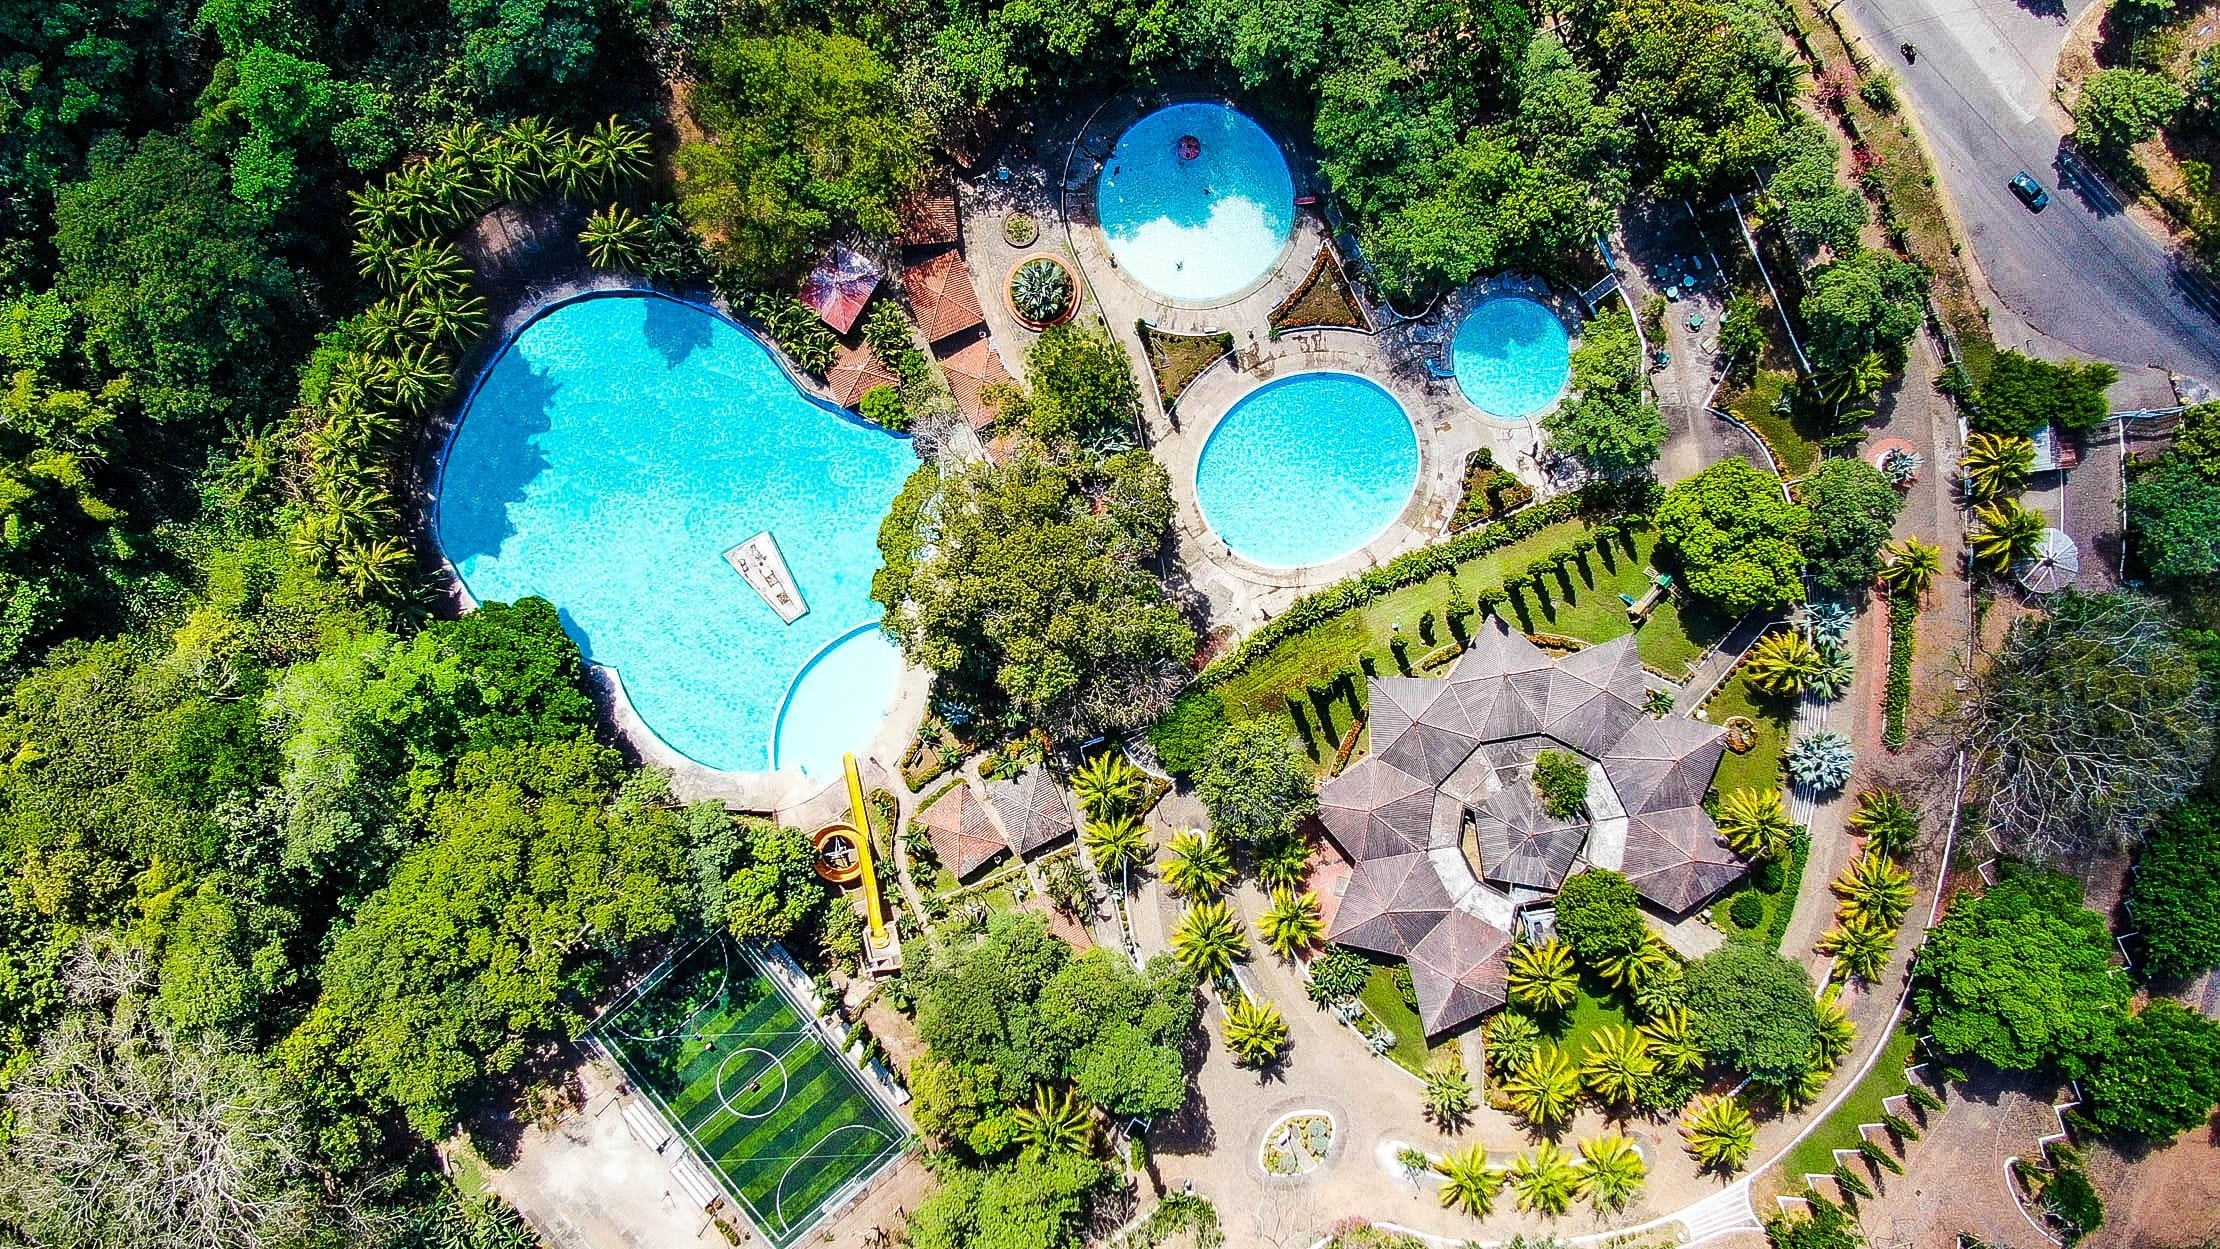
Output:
[1834,0,2220,381]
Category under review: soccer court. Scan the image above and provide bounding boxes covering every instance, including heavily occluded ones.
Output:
[595,939,909,1247]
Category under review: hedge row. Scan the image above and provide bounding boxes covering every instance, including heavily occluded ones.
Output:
[1197,479,1655,689]
[1882,588,1916,751]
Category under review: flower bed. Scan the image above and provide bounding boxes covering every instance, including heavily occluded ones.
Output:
[1137,321,1234,407]
[1268,244,1369,333]
[1449,447,1536,531]
[1883,587,1916,750]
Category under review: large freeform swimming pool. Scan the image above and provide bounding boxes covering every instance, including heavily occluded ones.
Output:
[1095,102,1296,304]
[436,293,915,777]
[1452,296,1572,420]
[1193,372,1419,568]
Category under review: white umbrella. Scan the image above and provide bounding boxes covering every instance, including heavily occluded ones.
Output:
[2016,527,2079,594]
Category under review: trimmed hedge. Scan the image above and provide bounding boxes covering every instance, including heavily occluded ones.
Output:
[1198,480,1656,690]
[1883,588,1916,750]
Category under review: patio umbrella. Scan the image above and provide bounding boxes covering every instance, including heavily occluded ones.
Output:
[2016,527,2080,595]
[798,245,883,335]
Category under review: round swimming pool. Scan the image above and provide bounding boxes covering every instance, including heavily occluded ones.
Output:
[1095,102,1296,303]
[437,292,914,777]
[1194,372,1419,568]
[1452,296,1572,420]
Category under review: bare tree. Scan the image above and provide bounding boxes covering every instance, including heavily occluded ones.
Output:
[1955,592,2213,860]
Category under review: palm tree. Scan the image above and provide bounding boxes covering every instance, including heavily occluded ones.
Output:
[372,342,453,414]
[1170,900,1247,979]
[1507,1143,1583,1216]
[1812,352,1889,406]
[1969,498,2045,573]
[1162,830,1233,899]
[1877,537,1943,599]
[1579,1025,1657,1108]
[1818,916,1895,984]
[1639,1005,1706,1075]
[1960,431,2035,503]
[1434,1145,1501,1218]
[1717,786,1799,862]
[1254,834,1315,891]
[358,299,435,354]
[1814,991,1857,1067]
[353,230,404,290]
[580,204,655,270]
[1483,1010,1542,1076]
[547,131,594,199]
[1599,935,1673,992]
[1832,851,1915,927]
[1506,938,1577,1012]
[1082,814,1151,876]
[338,537,411,600]
[1743,629,1824,697]
[499,117,556,188]
[584,116,655,189]
[1681,1095,1757,1172]
[1012,1085,1093,1155]
[1847,787,1921,858]
[1424,1060,1474,1128]
[1071,752,1145,819]
[1577,1133,1648,1214]
[1221,994,1288,1067]
[395,240,472,303]
[1258,889,1324,959]
[348,185,403,246]
[1499,1044,1580,1129]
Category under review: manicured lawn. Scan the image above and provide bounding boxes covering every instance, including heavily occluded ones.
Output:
[1705,668,1793,797]
[1209,523,1728,763]
[1779,1025,1921,1183]
[1714,837,1809,954]
[1358,964,1435,1076]
[1537,981,1635,1058]
[1727,369,1824,479]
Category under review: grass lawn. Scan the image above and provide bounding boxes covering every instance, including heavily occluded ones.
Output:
[1779,1025,1921,1183]
[1211,524,1728,762]
[1714,837,1809,954]
[1705,669,1793,797]
[1358,964,1435,1076]
[1535,981,1636,1058]
[1727,369,1824,479]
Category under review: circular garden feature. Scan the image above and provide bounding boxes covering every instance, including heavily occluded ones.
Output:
[1003,210,1039,248]
[1259,1111,1334,1176]
[1008,255,1077,328]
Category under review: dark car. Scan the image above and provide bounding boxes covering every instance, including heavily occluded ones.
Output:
[2010,171,2050,212]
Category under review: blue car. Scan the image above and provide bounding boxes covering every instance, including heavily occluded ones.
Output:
[2010,171,2050,212]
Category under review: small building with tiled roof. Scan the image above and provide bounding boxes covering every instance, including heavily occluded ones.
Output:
[937,335,1016,430]
[1318,618,1747,1036]
[798,245,883,336]
[826,341,900,410]
[897,173,962,249]
[900,249,987,344]
[984,765,1075,857]
[917,781,1004,881]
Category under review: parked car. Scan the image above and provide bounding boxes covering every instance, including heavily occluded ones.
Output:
[2010,171,2050,212]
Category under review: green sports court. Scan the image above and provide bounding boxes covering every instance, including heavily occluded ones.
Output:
[594,938,909,1247]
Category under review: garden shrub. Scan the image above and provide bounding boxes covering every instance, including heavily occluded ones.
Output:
[1728,891,1766,929]
[1146,687,1228,776]
[1882,587,1915,750]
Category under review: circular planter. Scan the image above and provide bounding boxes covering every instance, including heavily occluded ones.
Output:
[1006,254,1078,330]
[1258,1110,1336,1177]
[1723,715,1760,755]
[1003,211,1040,248]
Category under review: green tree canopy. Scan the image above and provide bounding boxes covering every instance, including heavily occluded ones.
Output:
[2126,458,2220,579]
[1195,719,1318,846]
[1799,457,1906,596]
[1766,118,1869,256]
[1684,941,1823,1084]
[1975,351,2118,435]
[1911,867,2130,1077]
[2081,999,2220,1140]
[1654,457,1810,614]
[1553,869,1648,965]
[2077,68,2186,155]
[2125,800,2220,983]
[996,324,1141,445]
[1799,248,1928,370]
[906,1150,1110,1249]
[1543,307,1666,474]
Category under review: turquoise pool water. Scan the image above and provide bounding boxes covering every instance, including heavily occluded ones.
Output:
[1095,102,1296,303]
[1452,296,1572,419]
[1193,372,1418,568]
[436,293,915,777]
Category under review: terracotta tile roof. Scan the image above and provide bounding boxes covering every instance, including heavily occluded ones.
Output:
[826,341,899,410]
[898,173,962,248]
[797,245,882,336]
[936,335,1016,430]
[901,248,986,344]
[917,782,1004,881]
[983,765,1075,857]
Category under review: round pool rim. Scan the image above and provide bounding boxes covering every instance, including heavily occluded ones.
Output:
[770,619,900,776]
[1192,369,1422,572]
[1089,98,1306,309]
[1450,293,1574,421]
[430,286,910,779]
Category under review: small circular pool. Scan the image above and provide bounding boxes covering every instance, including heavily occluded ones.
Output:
[773,623,905,777]
[1095,102,1296,303]
[1452,296,1572,420]
[1194,372,1418,568]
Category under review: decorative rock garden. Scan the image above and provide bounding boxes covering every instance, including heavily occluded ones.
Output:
[1259,1111,1335,1176]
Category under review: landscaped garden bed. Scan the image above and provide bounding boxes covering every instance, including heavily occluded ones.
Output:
[1703,666,1792,796]
[1138,321,1234,407]
[1778,1026,1920,1182]
[1448,447,1535,530]
[1712,836,1807,953]
[1268,245,1369,333]
[1356,964,1435,1075]
[1259,1111,1336,1176]
[1726,369,1824,478]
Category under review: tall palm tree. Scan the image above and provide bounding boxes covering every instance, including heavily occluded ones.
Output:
[1071,752,1145,819]
[1832,851,1915,927]
[1082,814,1151,876]
[394,240,472,303]
[1639,1005,1706,1075]
[348,185,403,245]
[580,204,655,270]
[1681,1095,1757,1172]
[1258,889,1324,959]
[1507,1143,1583,1216]
[1818,916,1895,984]
[548,131,594,199]
[1877,537,1943,599]
[418,288,490,343]
[1847,788,1921,858]
[372,342,453,414]
[1499,1044,1580,1129]
[588,115,655,188]
[1011,1086,1093,1155]
[1969,498,2045,573]
[1577,1133,1648,1214]
[1170,900,1247,979]
[358,299,435,354]
[500,117,556,186]
[1254,834,1315,891]
[352,230,404,290]
[1812,352,1889,406]
[1162,830,1233,899]
[1506,939,1578,1012]
[1599,935,1674,992]
[1483,1010,1542,1076]
[1434,1145,1501,1218]
[1814,991,1857,1067]
[1221,994,1288,1067]
[1959,431,2035,503]
[1579,1025,1657,1108]
[1717,786,1799,862]
[1743,629,1824,697]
